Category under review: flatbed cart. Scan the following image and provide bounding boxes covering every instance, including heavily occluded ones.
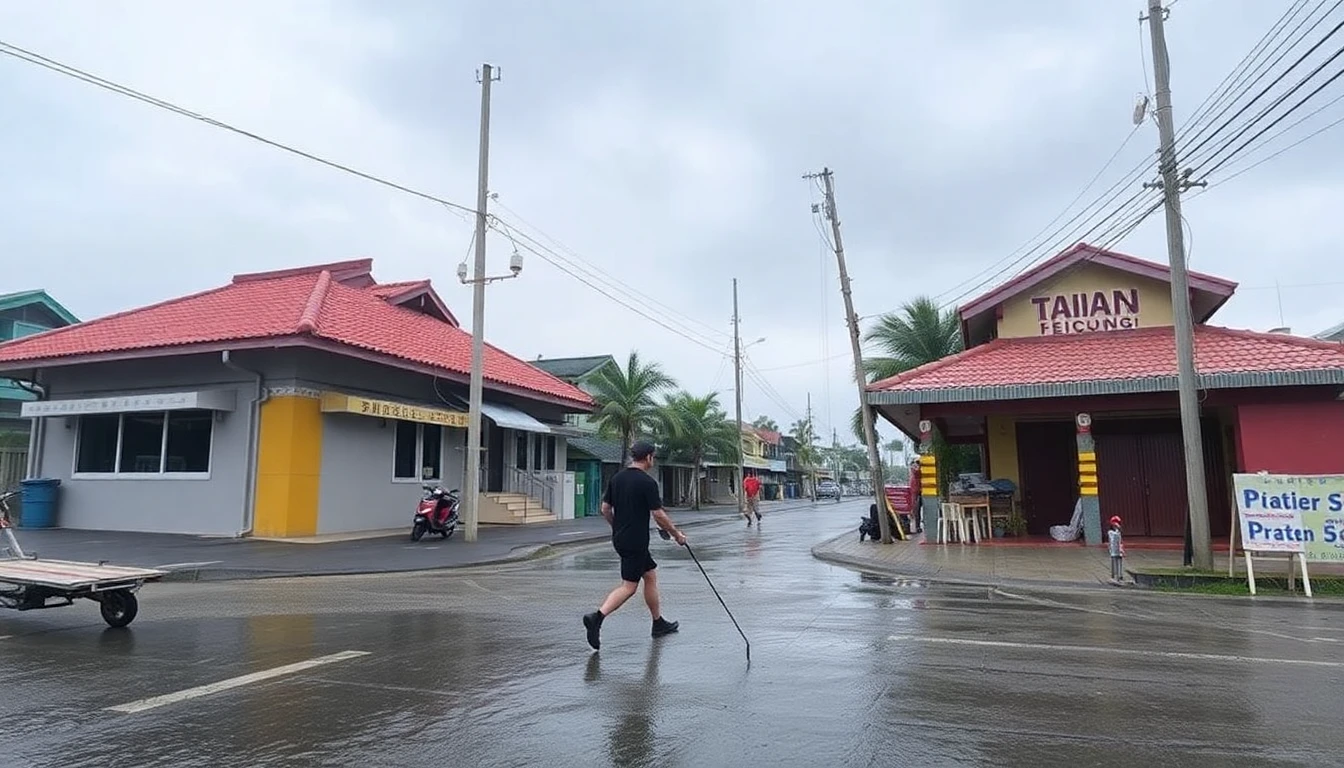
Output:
[0,491,165,628]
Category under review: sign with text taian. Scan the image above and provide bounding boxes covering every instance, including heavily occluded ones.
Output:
[1233,473,1344,562]
[1031,288,1141,336]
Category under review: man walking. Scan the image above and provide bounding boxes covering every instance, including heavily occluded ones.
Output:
[583,440,686,651]
[742,472,762,526]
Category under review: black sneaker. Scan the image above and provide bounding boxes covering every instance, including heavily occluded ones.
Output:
[583,611,603,650]
[652,617,679,638]
[755,511,762,521]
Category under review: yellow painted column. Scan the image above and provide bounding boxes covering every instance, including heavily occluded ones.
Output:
[1076,413,1102,544]
[917,419,939,535]
[254,394,323,537]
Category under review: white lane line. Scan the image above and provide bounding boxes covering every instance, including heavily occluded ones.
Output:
[557,531,590,537]
[153,560,223,570]
[0,636,10,641]
[106,650,370,714]
[887,635,1344,668]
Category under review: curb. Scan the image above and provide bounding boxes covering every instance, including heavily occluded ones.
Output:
[156,514,732,583]
[809,532,1116,593]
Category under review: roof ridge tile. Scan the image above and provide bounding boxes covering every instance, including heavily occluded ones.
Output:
[297,270,333,334]
[233,258,372,284]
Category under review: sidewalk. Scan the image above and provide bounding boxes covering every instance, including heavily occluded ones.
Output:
[812,531,1201,589]
[7,499,809,582]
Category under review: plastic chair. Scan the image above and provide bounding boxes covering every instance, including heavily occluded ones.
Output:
[938,502,966,544]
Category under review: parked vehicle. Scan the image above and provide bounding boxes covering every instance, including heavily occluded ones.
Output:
[815,480,842,502]
[411,485,459,541]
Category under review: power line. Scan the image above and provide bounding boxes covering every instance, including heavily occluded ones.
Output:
[1199,53,1344,177]
[492,221,730,356]
[1184,11,1344,171]
[488,197,730,343]
[0,40,478,218]
[1201,107,1344,188]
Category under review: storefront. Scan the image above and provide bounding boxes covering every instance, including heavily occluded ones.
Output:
[868,243,1344,543]
[0,258,592,536]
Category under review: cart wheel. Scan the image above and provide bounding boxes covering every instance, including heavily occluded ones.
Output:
[411,521,427,542]
[100,590,138,628]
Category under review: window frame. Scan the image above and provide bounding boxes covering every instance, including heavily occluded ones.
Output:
[391,420,445,484]
[71,410,215,480]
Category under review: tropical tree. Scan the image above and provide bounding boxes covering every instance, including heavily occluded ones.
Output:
[752,415,780,432]
[657,391,740,509]
[588,351,676,464]
[860,296,977,487]
[788,416,820,498]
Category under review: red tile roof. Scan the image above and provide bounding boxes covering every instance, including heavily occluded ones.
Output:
[869,326,1344,394]
[0,260,592,408]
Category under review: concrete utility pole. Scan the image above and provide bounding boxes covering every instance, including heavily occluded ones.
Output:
[806,393,818,501]
[462,63,501,544]
[1145,0,1212,570]
[808,167,891,544]
[732,278,745,519]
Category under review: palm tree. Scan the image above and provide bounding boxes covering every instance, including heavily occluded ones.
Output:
[588,351,676,464]
[752,415,780,432]
[862,296,963,383]
[860,296,975,487]
[657,391,739,510]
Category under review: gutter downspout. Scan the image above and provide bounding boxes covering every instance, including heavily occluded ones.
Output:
[222,351,267,538]
[13,373,45,479]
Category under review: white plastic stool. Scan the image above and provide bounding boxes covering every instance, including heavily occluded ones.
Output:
[938,502,966,544]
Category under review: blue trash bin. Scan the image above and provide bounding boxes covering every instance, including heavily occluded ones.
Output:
[18,478,61,529]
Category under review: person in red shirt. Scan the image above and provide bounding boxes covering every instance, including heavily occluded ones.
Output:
[742,473,762,526]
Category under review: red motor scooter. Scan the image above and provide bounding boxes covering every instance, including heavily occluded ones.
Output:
[411,484,459,542]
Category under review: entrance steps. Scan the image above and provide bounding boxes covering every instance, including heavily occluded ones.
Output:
[478,492,556,525]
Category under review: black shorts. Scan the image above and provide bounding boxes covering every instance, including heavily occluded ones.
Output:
[616,548,657,583]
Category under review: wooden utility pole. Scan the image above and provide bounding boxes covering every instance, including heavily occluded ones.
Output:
[807,167,891,544]
[1145,0,1212,569]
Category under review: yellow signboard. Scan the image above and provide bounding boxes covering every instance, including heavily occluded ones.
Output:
[320,393,468,428]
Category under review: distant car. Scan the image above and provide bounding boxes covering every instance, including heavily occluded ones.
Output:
[816,481,842,501]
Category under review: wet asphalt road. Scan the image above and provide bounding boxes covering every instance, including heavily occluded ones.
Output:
[2,500,1343,768]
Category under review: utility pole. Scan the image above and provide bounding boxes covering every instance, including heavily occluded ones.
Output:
[1145,0,1212,569]
[462,63,500,544]
[732,278,745,519]
[807,167,891,544]
[806,393,818,501]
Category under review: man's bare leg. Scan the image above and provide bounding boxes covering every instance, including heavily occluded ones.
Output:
[642,568,662,620]
[599,581,638,616]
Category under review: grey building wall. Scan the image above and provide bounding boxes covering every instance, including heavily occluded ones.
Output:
[316,411,467,535]
[26,347,577,536]
[34,353,257,535]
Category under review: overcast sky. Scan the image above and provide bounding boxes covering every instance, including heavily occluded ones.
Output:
[2,1,1339,449]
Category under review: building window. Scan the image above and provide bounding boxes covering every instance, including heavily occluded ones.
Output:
[533,435,543,471]
[394,421,443,481]
[515,432,528,470]
[75,410,213,476]
[544,435,556,470]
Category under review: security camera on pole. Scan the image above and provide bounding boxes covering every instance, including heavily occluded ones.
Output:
[459,63,523,544]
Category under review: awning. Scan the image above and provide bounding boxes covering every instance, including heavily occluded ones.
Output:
[480,401,552,434]
[320,392,468,428]
[20,389,237,418]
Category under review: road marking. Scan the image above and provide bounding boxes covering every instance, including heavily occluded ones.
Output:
[153,561,223,570]
[106,650,370,714]
[887,635,1344,668]
[557,531,590,537]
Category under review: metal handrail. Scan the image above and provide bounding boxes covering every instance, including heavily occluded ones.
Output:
[505,467,559,512]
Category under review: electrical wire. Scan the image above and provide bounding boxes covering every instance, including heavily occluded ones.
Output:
[0,40,478,218]
[490,221,730,356]
[1184,10,1344,171]
[488,197,730,343]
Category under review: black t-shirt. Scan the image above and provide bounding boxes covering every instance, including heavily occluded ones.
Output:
[603,466,663,551]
